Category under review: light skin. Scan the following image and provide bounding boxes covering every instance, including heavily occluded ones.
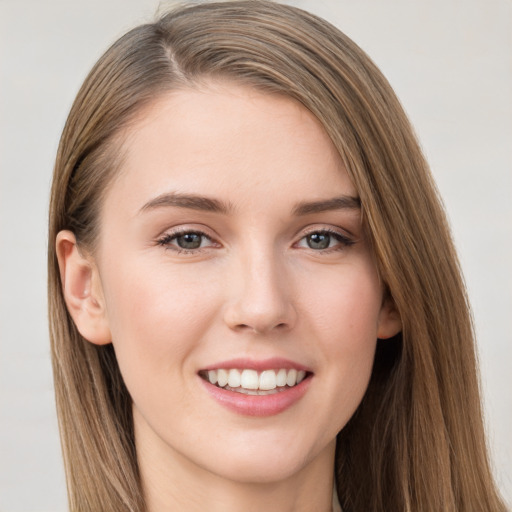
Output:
[57,83,401,512]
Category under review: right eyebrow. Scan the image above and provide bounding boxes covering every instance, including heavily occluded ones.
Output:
[292,195,361,216]
[139,192,233,215]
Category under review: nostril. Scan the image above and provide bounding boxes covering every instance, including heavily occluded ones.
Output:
[250,322,289,335]
[223,294,297,334]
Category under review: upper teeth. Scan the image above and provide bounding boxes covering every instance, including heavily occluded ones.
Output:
[206,368,306,391]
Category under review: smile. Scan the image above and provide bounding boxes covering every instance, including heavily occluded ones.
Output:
[200,368,308,395]
[198,358,313,416]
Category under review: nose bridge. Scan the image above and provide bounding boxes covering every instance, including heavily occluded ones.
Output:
[224,240,295,334]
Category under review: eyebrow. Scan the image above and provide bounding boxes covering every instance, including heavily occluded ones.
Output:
[292,196,361,216]
[139,192,233,215]
[139,192,361,216]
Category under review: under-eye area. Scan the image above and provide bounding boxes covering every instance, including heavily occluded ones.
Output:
[198,368,312,395]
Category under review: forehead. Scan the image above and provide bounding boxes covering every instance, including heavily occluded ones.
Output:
[107,83,357,216]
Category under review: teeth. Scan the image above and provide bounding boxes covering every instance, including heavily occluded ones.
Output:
[259,370,277,390]
[228,369,241,388]
[217,369,228,387]
[276,369,287,387]
[240,369,259,390]
[286,369,297,387]
[204,368,308,391]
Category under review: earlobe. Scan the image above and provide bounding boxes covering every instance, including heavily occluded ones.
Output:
[56,230,111,345]
[377,296,402,340]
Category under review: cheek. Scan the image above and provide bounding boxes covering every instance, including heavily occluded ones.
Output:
[300,260,383,345]
[100,255,221,376]
[99,256,226,429]
[298,262,381,418]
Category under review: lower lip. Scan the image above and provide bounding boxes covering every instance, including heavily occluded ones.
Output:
[199,376,312,417]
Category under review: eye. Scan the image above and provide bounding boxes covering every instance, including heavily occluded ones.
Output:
[296,229,354,251]
[157,230,217,253]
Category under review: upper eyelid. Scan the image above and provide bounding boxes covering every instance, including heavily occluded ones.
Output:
[158,225,217,240]
[296,224,355,241]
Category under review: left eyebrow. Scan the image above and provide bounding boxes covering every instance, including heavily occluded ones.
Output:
[292,196,361,216]
[139,192,233,215]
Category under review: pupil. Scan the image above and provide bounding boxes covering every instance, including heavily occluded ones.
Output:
[308,233,330,249]
[177,233,202,249]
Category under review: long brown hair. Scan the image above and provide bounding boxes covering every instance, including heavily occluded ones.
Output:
[48,1,506,510]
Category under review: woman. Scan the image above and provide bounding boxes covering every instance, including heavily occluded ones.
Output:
[48,1,507,511]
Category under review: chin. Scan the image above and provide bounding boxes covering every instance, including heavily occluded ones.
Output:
[196,433,334,485]
[203,454,309,485]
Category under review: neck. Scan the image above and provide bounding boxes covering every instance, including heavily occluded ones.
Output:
[136,419,336,512]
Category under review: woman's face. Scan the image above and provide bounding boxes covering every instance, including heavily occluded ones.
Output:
[81,83,400,484]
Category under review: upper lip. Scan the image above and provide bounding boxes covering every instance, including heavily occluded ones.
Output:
[199,357,312,373]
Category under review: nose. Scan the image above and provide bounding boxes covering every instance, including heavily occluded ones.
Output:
[223,249,297,335]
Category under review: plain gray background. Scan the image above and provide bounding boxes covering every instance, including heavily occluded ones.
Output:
[1,0,510,510]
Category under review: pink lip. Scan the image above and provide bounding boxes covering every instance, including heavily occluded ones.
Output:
[200,357,312,372]
[200,377,311,417]
[198,360,313,417]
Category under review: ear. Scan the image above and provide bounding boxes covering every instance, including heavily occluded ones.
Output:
[377,295,402,340]
[56,230,111,345]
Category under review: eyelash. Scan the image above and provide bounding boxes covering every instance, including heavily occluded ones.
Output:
[156,227,355,254]
[156,229,217,254]
[296,228,355,253]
